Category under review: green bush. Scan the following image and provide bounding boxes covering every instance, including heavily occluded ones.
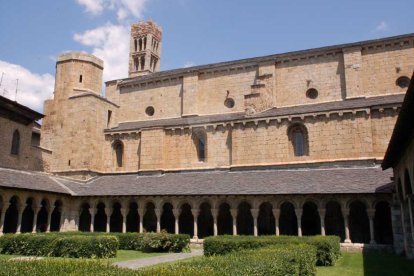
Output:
[0,233,118,258]
[144,244,317,276]
[203,235,340,266]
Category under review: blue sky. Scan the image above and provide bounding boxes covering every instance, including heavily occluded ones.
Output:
[0,0,413,111]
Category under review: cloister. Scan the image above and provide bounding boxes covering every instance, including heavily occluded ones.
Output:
[0,191,393,245]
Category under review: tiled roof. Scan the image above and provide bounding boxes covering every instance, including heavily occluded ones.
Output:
[0,165,393,196]
[106,94,404,132]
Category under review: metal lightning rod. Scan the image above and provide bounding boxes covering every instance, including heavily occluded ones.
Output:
[15,78,19,101]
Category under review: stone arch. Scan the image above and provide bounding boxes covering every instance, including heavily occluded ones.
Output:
[50,200,62,232]
[258,202,275,235]
[325,201,345,241]
[217,202,232,235]
[94,202,107,232]
[110,202,123,233]
[198,201,213,238]
[287,123,309,157]
[279,201,297,235]
[126,201,139,232]
[349,200,370,243]
[301,201,321,236]
[21,197,36,233]
[36,199,49,232]
[179,203,193,236]
[237,201,253,235]
[374,201,393,244]
[143,201,157,232]
[79,202,91,232]
[160,202,175,233]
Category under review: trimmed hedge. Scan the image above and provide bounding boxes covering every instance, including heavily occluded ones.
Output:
[41,231,190,252]
[144,244,317,276]
[203,235,340,266]
[0,234,118,258]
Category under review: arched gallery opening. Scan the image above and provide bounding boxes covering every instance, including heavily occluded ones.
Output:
[374,201,393,244]
[179,203,193,236]
[325,201,345,241]
[258,202,275,235]
[217,202,232,235]
[279,202,297,235]
[50,200,62,232]
[198,202,213,238]
[36,199,49,232]
[21,198,34,233]
[126,202,139,232]
[79,203,91,232]
[160,203,175,233]
[110,202,123,233]
[301,201,321,236]
[237,202,253,235]
[94,202,107,232]
[349,201,370,243]
[143,202,157,232]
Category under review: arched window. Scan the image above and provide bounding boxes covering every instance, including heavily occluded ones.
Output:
[288,124,308,157]
[193,129,206,162]
[11,130,20,155]
[113,141,124,167]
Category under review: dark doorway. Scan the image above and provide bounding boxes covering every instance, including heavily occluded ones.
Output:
[258,202,275,235]
[161,203,175,233]
[279,202,298,235]
[301,202,321,236]
[217,203,232,235]
[179,203,194,236]
[237,202,253,235]
[198,202,213,238]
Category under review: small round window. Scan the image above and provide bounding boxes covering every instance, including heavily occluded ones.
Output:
[306,88,318,99]
[145,106,155,116]
[396,76,410,89]
[224,98,235,108]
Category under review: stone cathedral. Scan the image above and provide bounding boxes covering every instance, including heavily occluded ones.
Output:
[1,21,414,253]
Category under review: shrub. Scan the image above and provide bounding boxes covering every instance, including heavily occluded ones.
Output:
[0,234,118,258]
[140,231,190,252]
[203,235,340,266]
[144,244,317,276]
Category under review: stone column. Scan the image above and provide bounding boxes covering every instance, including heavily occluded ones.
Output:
[272,209,280,236]
[155,208,161,233]
[212,208,218,236]
[343,208,351,243]
[121,208,127,233]
[230,208,238,236]
[72,210,80,231]
[251,208,259,237]
[192,208,199,240]
[295,208,302,237]
[172,208,180,234]
[90,207,97,232]
[138,208,144,233]
[0,208,7,235]
[319,208,326,236]
[105,207,112,233]
[32,206,41,233]
[16,207,23,234]
[46,208,53,232]
[58,207,64,232]
[367,208,376,244]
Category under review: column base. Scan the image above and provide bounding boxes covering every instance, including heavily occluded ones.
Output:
[344,239,352,243]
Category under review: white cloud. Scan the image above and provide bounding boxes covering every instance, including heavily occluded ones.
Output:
[183,62,195,68]
[0,60,54,113]
[74,23,130,81]
[373,21,390,33]
[76,0,148,20]
[76,0,105,15]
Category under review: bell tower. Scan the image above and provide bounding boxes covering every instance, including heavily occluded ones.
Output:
[128,21,162,77]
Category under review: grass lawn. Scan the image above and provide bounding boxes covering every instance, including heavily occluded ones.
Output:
[317,252,414,276]
[0,250,166,263]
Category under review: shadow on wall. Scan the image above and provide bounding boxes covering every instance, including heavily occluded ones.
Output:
[362,251,414,275]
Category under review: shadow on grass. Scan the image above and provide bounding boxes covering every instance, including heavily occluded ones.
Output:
[363,251,414,276]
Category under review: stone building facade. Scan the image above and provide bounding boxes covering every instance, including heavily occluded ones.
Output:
[1,21,414,250]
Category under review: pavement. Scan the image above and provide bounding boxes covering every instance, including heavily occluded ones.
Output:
[113,249,203,269]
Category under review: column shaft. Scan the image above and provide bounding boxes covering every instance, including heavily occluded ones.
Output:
[367,209,376,244]
[273,209,280,236]
[344,209,351,243]
[16,209,23,234]
[319,209,326,236]
[0,210,6,234]
[230,209,237,236]
[252,209,259,237]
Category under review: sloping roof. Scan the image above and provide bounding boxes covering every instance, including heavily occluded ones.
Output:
[0,165,392,196]
[382,73,414,169]
[106,94,404,132]
[0,168,73,195]
[0,95,44,125]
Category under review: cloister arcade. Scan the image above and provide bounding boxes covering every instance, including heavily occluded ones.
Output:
[0,190,394,245]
